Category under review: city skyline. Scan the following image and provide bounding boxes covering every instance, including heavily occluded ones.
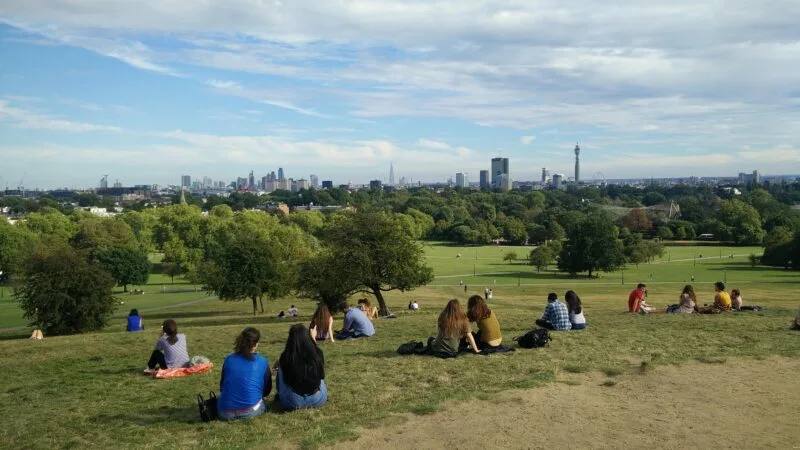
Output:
[1,1,800,189]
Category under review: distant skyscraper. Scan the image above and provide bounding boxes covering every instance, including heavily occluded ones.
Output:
[574,143,581,183]
[479,170,489,189]
[369,179,382,190]
[278,168,285,181]
[455,172,467,188]
[237,177,247,189]
[248,171,255,190]
[389,162,396,186]
[541,168,547,183]
[310,174,319,188]
[552,173,564,188]
[296,179,311,191]
[321,180,333,189]
[491,157,510,189]
[181,175,191,188]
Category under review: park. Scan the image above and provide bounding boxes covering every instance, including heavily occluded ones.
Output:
[1,240,798,448]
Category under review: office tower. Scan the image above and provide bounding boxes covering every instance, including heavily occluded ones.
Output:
[398,176,406,188]
[278,168,285,181]
[261,175,269,190]
[369,180,382,190]
[310,174,319,188]
[479,170,489,189]
[296,179,311,191]
[491,157,510,190]
[552,173,564,188]
[455,172,467,188]
[574,143,581,183]
[752,169,761,184]
[541,168,547,183]
[248,171,255,190]
[181,175,191,188]
[321,180,333,189]
[237,177,247,189]
[389,162,396,186]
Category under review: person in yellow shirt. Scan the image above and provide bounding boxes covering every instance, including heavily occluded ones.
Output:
[713,281,732,311]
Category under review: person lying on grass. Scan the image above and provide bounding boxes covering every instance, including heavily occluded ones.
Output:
[536,293,572,331]
[336,301,375,340]
[429,299,481,358]
[146,320,189,370]
[217,327,271,421]
[309,304,335,343]
[275,324,327,410]
[565,290,587,329]
[466,295,503,349]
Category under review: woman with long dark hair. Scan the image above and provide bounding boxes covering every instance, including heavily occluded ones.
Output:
[309,304,335,343]
[276,324,327,410]
[146,319,189,370]
[565,291,587,329]
[466,295,502,349]
[429,299,480,358]
[217,327,272,420]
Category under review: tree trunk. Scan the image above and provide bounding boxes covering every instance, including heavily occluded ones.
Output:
[123,284,128,292]
[587,268,593,278]
[251,296,258,316]
[371,285,389,316]
[259,297,265,314]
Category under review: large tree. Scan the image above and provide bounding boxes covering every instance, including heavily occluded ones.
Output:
[717,199,765,244]
[311,210,434,315]
[198,215,312,315]
[15,244,117,335]
[94,247,151,292]
[558,212,625,277]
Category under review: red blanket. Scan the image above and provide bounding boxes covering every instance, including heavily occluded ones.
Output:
[143,362,214,379]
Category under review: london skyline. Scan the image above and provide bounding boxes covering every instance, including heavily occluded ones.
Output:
[1,1,799,190]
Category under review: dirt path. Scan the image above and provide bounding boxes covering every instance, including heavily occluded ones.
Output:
[336,357,800,449]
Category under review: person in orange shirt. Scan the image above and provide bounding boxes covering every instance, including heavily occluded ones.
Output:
[628,284,647,313]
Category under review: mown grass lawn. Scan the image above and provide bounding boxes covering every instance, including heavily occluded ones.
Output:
[0,245,798,449]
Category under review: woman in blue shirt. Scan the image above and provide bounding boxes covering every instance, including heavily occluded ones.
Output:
[126,309,143,332]
[276,324,327,410]
[217,327,272,420]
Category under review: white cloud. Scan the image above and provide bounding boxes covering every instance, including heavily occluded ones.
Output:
[521,135,535,144]
[417,138,452,150]
[0,100,123,133]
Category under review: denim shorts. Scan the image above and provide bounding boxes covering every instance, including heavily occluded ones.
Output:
[217,400,265,421]
[277,369,327,410]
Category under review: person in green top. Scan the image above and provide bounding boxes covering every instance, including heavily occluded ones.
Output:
[466,295,503,349]
[429,299,481,358]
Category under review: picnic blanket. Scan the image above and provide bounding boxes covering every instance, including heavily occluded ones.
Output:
[143,362,214,379]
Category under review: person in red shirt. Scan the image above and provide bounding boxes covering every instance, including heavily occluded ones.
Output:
[628,284,647,312]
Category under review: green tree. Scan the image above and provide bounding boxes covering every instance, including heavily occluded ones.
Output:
[0,219,37,283]
[15,244,116,335]
[528,246,552,272]
[503,218,528,245]
[94,247,151,292]
[717,199,765,244]
[312,210,434,315]
[558,212,625,277]
[199,217,312,315]
[622,208,653,232]
[22,208,76,243]
[70,218,138,254]
[503,250,518,264]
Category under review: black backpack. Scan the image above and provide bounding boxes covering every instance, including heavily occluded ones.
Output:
[513,329,551,349]
[397,340,428,355]
[197,391,218,422]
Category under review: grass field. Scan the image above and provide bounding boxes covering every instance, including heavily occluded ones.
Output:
[1,244,798,449]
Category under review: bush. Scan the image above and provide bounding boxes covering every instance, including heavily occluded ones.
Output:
[15,244,117,335]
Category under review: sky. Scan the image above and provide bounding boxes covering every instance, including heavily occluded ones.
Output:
[1,1,799,189]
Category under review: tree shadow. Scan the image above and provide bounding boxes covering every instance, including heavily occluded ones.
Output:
[92,405,199,425]
[145,311,242,320]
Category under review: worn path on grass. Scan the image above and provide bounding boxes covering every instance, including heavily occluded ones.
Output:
[336,357,800,449]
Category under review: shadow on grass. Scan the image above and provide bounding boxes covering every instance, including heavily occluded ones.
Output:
[146,310,242,320]
[93,405,199,425]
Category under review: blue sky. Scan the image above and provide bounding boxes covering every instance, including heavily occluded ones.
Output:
[1,1,799,189]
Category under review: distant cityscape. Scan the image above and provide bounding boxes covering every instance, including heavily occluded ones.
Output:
[1,143,797,199]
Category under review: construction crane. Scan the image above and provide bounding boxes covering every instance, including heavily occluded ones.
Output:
[17,172,26,197]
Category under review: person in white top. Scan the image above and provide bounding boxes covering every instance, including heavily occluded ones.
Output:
[487,289,493,300]
[677,285,697,313]
[565,290,586,330]
[411,301,419,311]
[288,305,299,317]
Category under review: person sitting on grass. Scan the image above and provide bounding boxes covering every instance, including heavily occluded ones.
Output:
[147,319,189,370]
[126,309,143,332]
[336,301,375,339]
[429,299,481,358]
[466,295,502,349]
[565,290,587,329]
[217,327,271,421]
[309,304,335,343]
[731,289,743,310]
[677,285,697,313]
[698,281,732,313]
[358,298,379,320]
[411,300,420,311]
[276,324,327,410]
[628,283,647,313]
[536,293,572,331]
[288,305,299,317]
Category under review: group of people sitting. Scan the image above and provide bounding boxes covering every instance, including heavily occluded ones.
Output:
[628,282,760,315]
[144,319,326,419]
[428,295,505,357]
[535,291,586,331]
